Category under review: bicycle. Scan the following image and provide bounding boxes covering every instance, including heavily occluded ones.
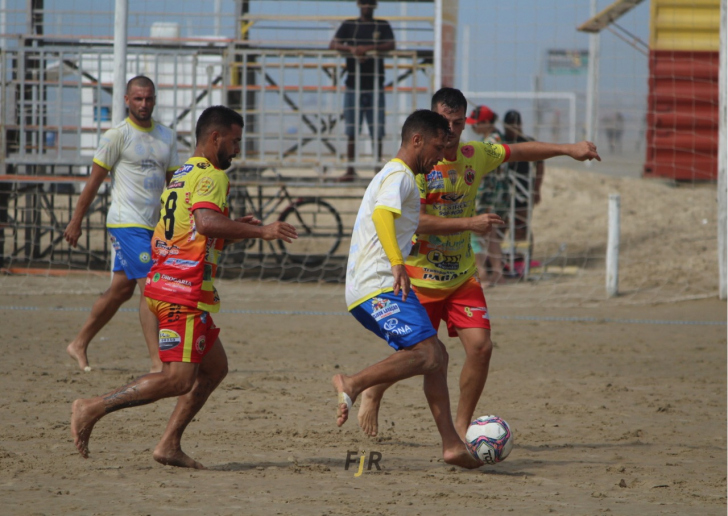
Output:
[226,178,344,267]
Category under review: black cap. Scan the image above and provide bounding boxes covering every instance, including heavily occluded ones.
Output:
[503,110,522,125]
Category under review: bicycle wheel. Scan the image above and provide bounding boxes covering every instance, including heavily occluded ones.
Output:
[277,197,343,266]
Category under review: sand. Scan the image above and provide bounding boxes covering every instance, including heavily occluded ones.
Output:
[0,166,725,515]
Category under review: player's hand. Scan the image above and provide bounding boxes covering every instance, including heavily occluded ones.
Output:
[568,141,601,162]
[64,220,82,248]
[234,214,261,226]
[391,264,410,301]
[469,213,505,236]
[260,221,298,243]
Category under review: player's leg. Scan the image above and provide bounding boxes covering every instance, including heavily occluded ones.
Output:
[136,278,163,373]
[70,359,199,459]
[66,269,136,370]
[442,277,494,439]
[356,290,445,436]
[153,337,227,469]
[422,337,482,469]
[341,89,357,179]
[485,226,504,286]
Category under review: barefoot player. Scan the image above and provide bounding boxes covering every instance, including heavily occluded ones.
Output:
[71,106,298,468]
[332,109,484,469]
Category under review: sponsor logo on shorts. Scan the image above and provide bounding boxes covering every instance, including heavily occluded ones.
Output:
[159,329,181,351]
[197,177,215,196]
[465,307,488,319]
[139,252,151,263]
[195,335,207,354]
[371,297,401,321]
[383,318,399,331]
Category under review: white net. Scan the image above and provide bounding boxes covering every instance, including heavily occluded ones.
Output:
[0,0,722,305]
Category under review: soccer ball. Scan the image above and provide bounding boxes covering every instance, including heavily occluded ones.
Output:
[465,415,514,464]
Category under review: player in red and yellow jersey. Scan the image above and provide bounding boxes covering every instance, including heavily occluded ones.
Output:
[358,88,600,439]
[71,106,297,469]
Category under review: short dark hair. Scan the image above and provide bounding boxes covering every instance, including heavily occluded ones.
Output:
[195,106,244,143]
[431,87,467,113]
[126,75,155,94]
[504,110,522,125]
[401,109,450,144]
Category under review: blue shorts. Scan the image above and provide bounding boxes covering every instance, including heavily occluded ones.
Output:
[350,291,437,351]
[344,89,385,140]
[107,227,154,280]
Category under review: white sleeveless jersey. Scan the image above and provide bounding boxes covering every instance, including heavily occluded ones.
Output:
[345,159,420,310]
[93,117,179,229]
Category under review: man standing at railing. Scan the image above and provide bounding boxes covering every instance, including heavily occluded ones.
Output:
[329,0,395,182]
[64,76,179,374]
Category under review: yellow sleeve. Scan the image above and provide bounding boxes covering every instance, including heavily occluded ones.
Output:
[372,206,403,266]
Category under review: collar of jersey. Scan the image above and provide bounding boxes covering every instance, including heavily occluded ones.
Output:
[391,158,414,176]
[187,156,215,168]
[126,117,155,133]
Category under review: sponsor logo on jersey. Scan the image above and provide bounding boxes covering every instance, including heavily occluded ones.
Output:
[460,145,475,159]
[173,164,194,178]
[167,180,185,189]
[371,297,401,321]
[153,273,161,282]
[483,142,501,158]
[440,193,465,203]
[196,161,210,169]
[464,168,475,185]
[426,169,444,189]
[426,250,460,271]
[166,258,199,268]
[197,177,215,196]
[159,329,181,351]
[161,274,192,287]
[446,168,458,183]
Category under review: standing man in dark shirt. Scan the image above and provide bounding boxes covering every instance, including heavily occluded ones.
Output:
[502,110,544,242]
[329,0,395,181]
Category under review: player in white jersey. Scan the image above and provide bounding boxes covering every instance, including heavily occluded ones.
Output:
[64,76,179,373]
[333,109,482,469]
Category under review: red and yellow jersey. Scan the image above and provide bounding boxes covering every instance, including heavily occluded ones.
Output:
[144,157,229,312]
[406,141,510,290]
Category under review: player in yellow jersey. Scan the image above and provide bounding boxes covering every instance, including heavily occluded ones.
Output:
[71,106,297,469]
[358,88,600,439]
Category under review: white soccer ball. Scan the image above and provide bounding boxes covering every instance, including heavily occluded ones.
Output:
[465,415,514,464]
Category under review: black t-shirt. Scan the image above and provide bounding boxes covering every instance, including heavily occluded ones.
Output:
[333,18,395,90]
[503,134,540,177]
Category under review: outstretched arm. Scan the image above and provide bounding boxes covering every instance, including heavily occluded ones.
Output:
[507,141,600,163]
[417,205,504,237]
[194,208,297,243]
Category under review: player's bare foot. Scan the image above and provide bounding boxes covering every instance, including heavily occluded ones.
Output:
[153,446,206,469]
[332,374,354,427]
[443,444,483,470]
[71,399,100,458]
[357,390,381,437]
[67,341,90,371]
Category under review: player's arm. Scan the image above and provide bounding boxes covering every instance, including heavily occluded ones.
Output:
[507,140,600,163]
[193,208,297,243]
[224,215,262,245]
[417,205,504,237]
[372,206,409,301]
[64,162,110,248]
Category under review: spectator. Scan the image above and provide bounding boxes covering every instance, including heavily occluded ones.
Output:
[466,105,506,286]
[502,109,544,243]
[329,0,395,181]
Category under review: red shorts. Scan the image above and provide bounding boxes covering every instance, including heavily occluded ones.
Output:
[413,276,491,337]
[146,298,220,364]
